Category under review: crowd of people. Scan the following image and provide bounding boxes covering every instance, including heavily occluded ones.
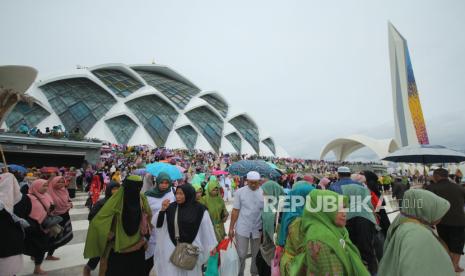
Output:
[0,145,464,276]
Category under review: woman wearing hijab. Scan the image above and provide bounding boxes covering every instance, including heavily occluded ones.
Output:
[26,179,54,275]
[141,173,154,194]
[293,189,369,276]
[45,176,74,261]
[89,175,102,207]
[278,182,314,276]
[256,180,285,276]
[154,184,217,276]
[83,181,120,276]
[84,175,152,276]
[112,171,121,184]
[199,177,229,243]
[342,184,378,275]
[363,170,390,236]
[0,172,28,276]
[144,172,175,275]
[378,189,455,276]
[67,167,77,198]
[317,177,330,190]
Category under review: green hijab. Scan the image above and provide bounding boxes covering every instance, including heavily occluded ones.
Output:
[191,174,202,186]
[261,180,285,240]
[144,172,172,198]
[341,184,377,224]
[379,189,454,276]
[84,176,151,258]
[301,189,369,276]
[292,180,312,190]
[199,177,225,223]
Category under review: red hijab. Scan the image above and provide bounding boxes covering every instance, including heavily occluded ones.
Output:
[47,176,72,215]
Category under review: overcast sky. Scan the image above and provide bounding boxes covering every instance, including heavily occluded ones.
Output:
[1,0,464,159]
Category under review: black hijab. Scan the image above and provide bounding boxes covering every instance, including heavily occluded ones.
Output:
[122,176,143,236]
[165,184,206,245]
[364,170,381,197]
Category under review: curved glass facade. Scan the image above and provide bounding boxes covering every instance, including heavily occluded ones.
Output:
[5,102,50,131]
[105,115,138,145]
[262,138,276,155]
[229,115,260,154]
[92,69,143,98]
[200,94,228,118]
[40,78,116,134]
[125,95,178,146]
[134,70,200,109]
[185,106,224,153]
[225,132,241,154]
[175,125,198,150]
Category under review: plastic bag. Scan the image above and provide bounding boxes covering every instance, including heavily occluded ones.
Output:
[205,252,219,276]
[271,246,283,276]
[218,239,239,276]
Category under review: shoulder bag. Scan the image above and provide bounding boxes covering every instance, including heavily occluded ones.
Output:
[31,194,63,237]
[169,206,200,270]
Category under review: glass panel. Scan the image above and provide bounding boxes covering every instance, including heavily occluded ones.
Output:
[135,70,200,109]
[92,69,143,98]
[225,132,242,154]
[5,102,50,132]
[40,77,116,135]
[176,125,198,150]
[229,115,260,154]
[185,106,224,153]
[125,95,178,147]
[262,138,276,155]
[105,115,138,144]
[200,94,228,118]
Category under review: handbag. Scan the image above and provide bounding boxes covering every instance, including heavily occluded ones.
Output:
[169,206,200,270]
[31,194,63,237]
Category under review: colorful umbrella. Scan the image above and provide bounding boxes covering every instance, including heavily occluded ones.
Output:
[7,164,27,174]
[133,168,146,176]
[146,162,183,180]
[40,167,59,174]
[212,170,228,176]
[227,160,281,178]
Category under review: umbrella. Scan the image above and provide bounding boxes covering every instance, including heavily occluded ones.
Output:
[146,162,183,180]
[7,164,27,174]
[266,162,278,170]
[212,170,229,176]
[40,167,59,174]
[382,144,465,164]
[227,160,281,178]
[176,165,186,173]
[133,168,146,176]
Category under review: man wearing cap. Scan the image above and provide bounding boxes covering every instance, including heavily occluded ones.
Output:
[328,166,363,194]
[228,171,264,276]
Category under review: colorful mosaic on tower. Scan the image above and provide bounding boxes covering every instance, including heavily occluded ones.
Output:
[405,46,429,145]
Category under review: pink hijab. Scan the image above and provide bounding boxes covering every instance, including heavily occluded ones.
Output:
[318,177,331,190]
[47,176,72,215]
[27,179,54,224]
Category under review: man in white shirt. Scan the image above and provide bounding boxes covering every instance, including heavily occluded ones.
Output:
[228,171,264,276]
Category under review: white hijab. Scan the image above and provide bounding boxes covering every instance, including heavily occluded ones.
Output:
[0,172,22,212]
[141,173,154,193]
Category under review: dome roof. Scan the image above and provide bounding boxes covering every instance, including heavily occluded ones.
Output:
[5,63,288,157]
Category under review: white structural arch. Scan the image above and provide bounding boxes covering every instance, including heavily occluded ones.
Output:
[320,134,399,161]
[3,62,287,157]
